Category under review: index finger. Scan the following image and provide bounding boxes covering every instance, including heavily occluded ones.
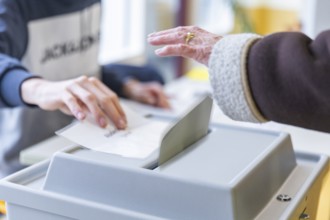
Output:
[90,78,127,122]
[148,26,192,37]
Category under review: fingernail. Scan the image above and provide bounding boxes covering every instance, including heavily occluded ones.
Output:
[123,116,128,124]
[155,48,163,55]
[118,119,127,129]
[76,112,85,120]
[99,117,107,127]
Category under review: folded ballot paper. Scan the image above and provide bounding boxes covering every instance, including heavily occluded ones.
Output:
[57,96,213,161]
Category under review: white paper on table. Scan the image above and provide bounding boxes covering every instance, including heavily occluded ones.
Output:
[56,105,171,159]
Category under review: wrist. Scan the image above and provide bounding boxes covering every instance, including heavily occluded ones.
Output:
[21,78,47,105]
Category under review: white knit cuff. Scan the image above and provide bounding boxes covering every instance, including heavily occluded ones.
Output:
[209,34,267,123]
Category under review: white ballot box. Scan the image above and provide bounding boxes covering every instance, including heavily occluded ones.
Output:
[0,96,328,220]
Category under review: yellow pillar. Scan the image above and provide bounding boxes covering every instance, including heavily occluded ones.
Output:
[316,163,330,219]
[0,200,6,215]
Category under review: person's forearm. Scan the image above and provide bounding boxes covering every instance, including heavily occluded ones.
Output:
[248,31,330,132]
[210,30,330,132]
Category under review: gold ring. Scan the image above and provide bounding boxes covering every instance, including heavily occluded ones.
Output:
[185,32,195,44]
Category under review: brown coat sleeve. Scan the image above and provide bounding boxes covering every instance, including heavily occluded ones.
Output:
[248,31,330,132]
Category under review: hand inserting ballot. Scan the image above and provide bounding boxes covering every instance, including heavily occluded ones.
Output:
[21,76,127,129]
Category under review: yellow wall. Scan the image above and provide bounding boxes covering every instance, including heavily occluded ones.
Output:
[244,7,299,34]
[233,0,301,35]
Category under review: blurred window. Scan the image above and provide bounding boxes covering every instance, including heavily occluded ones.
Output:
[99,0,146,64]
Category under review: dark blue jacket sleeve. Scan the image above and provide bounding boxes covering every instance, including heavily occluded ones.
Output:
[0,0,37,107]
[101,64,165,97]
